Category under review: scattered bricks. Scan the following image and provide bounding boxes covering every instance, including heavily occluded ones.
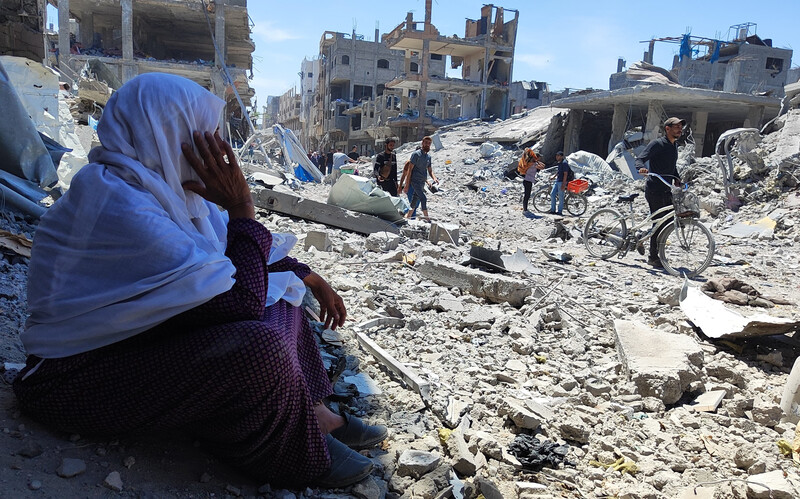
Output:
[304,230,332,251]
[429,222,460,245]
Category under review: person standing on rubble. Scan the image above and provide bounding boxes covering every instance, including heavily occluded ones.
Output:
[13,73,387,489]
[518,148,544,213]
[548,151,569,215]
[373,137,399,196]
[348,145,360,161]
[636,116,685,268]
[326,147,335,175]
[330,147,356,183]
[403,136,438,222]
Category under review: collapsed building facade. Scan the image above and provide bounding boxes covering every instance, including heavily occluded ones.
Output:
[46,0,256,127]
[276,1,519,153]
[551,23,794,159]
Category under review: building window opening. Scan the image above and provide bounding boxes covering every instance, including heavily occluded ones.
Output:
[766,57,784,72]
[377,59,389,69]
[430,53,443,60]
[410,62,419,73]
[341,55,350,65]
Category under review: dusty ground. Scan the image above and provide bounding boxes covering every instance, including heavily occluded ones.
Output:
[1,108,800,498]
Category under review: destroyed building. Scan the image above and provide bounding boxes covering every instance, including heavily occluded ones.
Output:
[307,27,446,153]
[549,24,793,159]
[613,23,793,96]
[47,0,255,123]
[382,1,519,140]
[0,0,46,62]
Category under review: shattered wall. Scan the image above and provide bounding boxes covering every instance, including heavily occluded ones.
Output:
[0,0,45,62]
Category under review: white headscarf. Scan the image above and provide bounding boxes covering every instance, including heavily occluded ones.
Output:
[23,73,239,358]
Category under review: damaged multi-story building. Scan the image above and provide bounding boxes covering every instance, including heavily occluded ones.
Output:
[35,0,255,128]
[382,1,518,141]
[285,1,518,153]
[550,23,794,159]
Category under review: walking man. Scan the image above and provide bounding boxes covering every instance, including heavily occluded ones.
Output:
[636,117,685,268]
[402,136,438,221]
[374,138,399,196]
[548,151,569,215]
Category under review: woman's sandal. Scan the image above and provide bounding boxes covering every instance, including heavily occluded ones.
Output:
[329,412,388,450]
[315,435,373,488]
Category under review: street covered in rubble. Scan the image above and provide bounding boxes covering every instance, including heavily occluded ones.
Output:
[1,0,800,498]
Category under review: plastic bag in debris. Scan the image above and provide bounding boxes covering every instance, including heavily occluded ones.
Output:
[507,434,573,471]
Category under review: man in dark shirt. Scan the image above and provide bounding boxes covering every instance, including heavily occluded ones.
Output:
[348,145,360,161]
[548,151,569,215]
[636,116,684,267]
[326,148,335,175]
[373,138,399,196]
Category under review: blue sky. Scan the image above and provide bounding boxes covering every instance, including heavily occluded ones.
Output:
[247,0,798,105]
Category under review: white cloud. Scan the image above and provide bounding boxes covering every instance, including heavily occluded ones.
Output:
[516,53,553,69]
[251,21,301,43]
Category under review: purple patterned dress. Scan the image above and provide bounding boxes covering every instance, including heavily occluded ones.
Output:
[14,218,333,487]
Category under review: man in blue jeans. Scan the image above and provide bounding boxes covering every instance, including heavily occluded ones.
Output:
[549,151,569,215]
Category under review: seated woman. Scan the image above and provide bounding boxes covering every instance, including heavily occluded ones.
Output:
[13,73,386,489]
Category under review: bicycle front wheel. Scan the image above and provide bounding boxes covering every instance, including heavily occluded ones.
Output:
[583,208,627,259]
[531,186,552,213]
[566,194,587,216]
[658,219,715,278]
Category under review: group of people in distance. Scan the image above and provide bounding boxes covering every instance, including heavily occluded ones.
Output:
[372,135,438,222]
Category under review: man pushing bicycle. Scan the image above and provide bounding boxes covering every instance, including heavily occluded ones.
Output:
[636,117,685,268]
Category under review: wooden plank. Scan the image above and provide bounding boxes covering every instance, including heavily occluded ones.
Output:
[356,332,430,402]
[252,187,399,235]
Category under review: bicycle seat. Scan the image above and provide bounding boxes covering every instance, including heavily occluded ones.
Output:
[618,194,639,203]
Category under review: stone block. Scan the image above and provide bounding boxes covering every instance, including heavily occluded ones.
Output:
[366,232,401,252]
[397,449,441,478]
[446,431,477,476]
[429,222,460,245]
[747,470,794,499]
[613,320,704,404]
[416,257,532,307]
[304,230,331,251]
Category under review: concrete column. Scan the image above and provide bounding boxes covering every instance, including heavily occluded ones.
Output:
[214,0,226,68]
[121,0,135,82]
[418,37,430,139]
[480,46,490,119]
[39,0,48,65]
[644,100,663,142]
[80,12,94,48]
[608,103,628,154]
[563,109,584,155]
[690,111,708,157]
[744,105,765,129]
[401,50,410,111]
[442,94,450,120]
[57,0,69,67]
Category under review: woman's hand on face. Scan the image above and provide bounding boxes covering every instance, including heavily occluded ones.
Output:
[303,272,347,330]
[182,130,254,219]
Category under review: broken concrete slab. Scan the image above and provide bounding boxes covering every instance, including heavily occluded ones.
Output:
[355,332,430,403]
[397,450,441,478]
[304,230,331,251]
[415,257,532,307]
[680,280,800,339]
[365,232,401,252]
[613,319,704,404]
[429,222,460,245]
[688,390,726,412]
[746,470,794,499]
[719,217,776,239]
[253,186,399,235]
[445,430,478,477]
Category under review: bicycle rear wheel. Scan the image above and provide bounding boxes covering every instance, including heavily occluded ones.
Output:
[566,194,587,216]
[658,219,715,278]
[531,186,552,213]
[583,208,627,259]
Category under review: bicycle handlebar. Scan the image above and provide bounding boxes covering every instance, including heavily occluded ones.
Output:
[647,172,687,191]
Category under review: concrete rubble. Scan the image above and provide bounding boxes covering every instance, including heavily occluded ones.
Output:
[2,75,800,498]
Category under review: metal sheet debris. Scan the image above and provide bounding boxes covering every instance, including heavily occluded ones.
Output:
[679,279,800,339]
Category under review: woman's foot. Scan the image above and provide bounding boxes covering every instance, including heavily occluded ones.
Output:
[315,435,373,488]
[329,412,388,450]
[314,403,345,434]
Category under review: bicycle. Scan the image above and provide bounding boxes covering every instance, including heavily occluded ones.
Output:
[531,173,590,216]
[582,173,715,278]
